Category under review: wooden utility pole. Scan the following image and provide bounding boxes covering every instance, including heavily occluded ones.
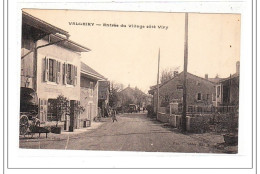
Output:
[182,13,188,132]
[157,48,160,120]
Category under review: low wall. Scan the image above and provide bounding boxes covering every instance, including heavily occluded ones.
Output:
[168,114,213,133]
[158,113,236,133]
[157,112,170,123]
[169,115,182,129]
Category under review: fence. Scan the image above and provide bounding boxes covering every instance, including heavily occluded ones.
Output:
[157,105,238,133]
[171,105,238,115]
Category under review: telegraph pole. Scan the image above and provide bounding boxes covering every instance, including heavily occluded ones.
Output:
[157,48,160,120]
[182,13,188,132]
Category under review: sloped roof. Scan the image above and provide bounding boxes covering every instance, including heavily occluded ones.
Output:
[46,34,91,52]
[119,86,147,97]
[22,11,69,37]
[219,73,239,83]
[149,71,216,92]
[81,62,106,80]
[22,11,90,52]
[208,77,223,83]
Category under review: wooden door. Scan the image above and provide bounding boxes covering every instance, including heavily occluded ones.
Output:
[39,98,47,122]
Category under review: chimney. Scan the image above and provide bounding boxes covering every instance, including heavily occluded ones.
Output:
[236,61,240,75]
[174,71,179,77]
[205,74,208,80]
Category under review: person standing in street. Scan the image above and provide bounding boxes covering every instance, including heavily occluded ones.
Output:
[111,108,117,122]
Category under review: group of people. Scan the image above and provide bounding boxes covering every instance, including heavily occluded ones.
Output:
[98,107,117,122]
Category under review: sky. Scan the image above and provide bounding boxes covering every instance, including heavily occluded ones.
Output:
[23,9,241,93]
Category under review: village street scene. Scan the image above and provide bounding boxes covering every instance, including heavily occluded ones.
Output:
[20,10,240,153]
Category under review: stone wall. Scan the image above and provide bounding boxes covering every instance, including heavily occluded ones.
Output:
[157,113,170,123]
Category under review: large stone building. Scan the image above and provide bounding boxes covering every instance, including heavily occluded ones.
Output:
[21,11,106,130]
[149,72,216,113]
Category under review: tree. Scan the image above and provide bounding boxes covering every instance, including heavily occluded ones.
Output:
[56,95,70,127]
[160,67,180,84]
[55,95,85,126]
[108,81,124,108]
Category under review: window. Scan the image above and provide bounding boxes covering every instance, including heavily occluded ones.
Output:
[67,64,73,85]
[206,94,210,100]
[47,99,58,121]
[44,57,61,84]
[197,93,202,101]
[90,81,94,96]
[49,59,55,82]
[212,93,216,101]
[217,86,221,98]
[63,63,77,86]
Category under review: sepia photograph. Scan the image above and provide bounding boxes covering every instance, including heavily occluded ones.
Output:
[19,9,240,154]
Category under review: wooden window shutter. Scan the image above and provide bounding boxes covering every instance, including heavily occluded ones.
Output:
[44,57,49,82]
[72,65,76,86]
[59,62,61,83]
[63,63,67,85]
[56,61,61,84]
[75,66,78,85]
[71,65,75,86]
[66,63,69,84]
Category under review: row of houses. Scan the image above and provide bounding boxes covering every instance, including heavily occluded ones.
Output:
[21,11,109,130]
[148,62,240,114]
[117,85,151,108]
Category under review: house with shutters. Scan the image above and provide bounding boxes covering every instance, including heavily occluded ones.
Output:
[21,11,105,130]
[148,72,216,113]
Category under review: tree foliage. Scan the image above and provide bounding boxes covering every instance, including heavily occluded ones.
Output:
[108,81,124,108]
[160,67,179,84]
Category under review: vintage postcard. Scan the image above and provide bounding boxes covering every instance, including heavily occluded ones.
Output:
[19,9,240,154]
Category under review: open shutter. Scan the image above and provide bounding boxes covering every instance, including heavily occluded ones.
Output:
[66,63,69,84]
[39,98,47,122]
[74,66,77,86]
[71,65,75,86]
[56,61,61,84]
[59,62,61,83]
[63,63,67,85]
[44,57,49,82]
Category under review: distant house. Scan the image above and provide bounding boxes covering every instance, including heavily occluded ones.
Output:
[214,61,240,107]
[148,72,216,113]
[80,62,106,127]
[118,85,149,108]
[21,11,90,126]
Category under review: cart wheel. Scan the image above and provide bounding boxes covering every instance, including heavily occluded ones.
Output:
[20,115,29,135]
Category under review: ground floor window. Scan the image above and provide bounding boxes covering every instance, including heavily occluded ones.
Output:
[47,99,58,121]
[197,93,202,101]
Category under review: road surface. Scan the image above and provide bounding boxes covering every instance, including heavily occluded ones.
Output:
[20,113,235,153]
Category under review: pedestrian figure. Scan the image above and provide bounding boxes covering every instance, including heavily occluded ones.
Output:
[111,109,117,122]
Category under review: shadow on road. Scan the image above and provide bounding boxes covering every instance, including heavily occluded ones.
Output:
[82,130,173,138]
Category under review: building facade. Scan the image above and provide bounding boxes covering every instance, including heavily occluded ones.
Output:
[214,61,240,107]
[21,11,105,131]
[149,72,216,113]
[79,62,106,127]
